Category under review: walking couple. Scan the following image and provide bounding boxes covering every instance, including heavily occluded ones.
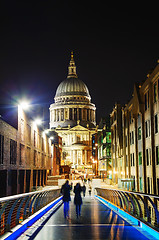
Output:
[61,180,83,219]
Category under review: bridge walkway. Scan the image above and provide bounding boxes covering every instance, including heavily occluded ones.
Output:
[18,195,154,240]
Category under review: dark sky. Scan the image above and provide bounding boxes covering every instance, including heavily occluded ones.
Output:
[0,1,159,125]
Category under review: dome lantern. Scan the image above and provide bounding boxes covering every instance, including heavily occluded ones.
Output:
[67,51,78,78]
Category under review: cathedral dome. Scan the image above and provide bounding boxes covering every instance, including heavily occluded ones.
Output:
[55,77,90,98]
[49,52,96,130]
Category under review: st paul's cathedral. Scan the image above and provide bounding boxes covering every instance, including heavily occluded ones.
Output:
[49,53,96,175]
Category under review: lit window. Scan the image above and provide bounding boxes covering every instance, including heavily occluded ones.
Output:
[156,146,159,165]
[155,114,158,134]
[138,127,141,140]
[154,82,157,103]
[139,152,142,165]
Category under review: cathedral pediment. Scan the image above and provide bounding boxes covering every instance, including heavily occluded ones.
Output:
[68,124,90,132]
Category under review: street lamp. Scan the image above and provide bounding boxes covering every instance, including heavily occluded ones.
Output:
[19,101,30,110]
[34,118,42,125]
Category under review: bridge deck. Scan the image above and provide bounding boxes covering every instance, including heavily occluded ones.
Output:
[18,196,152,240]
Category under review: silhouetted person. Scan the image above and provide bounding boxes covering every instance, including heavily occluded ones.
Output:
[74,183,83,218]
[88,184,92,196]
[82,184,86,197]
[61,180,72,219]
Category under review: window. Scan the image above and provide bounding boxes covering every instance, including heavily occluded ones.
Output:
[61,109,64,121]
[0,134,4,164]
[34,130,37,147]
[130,154,132,166]
[145,91,149,111]
[139,177,143,191]
[133,153,135,166]
[145,120,150,138]
[34,150,37,166]
[155,114,158,134]
[145,121,148,138]
[131,153,135,166]
[138,127,141,140]
[10,139,17,164]
[156,146,159,165]
[154,82,157,103]
[26,124,31,144]
[139,152,142,165]
[106,132,111,143]
[147,177,150,194]
[146,149,149,165]
[145,93,147,111]
[130,131,134,145]
[19,143,25,165]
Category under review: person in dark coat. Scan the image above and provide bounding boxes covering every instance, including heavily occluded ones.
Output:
[74,183,83,218]
[82,184,86,197]
[61,180,72,219]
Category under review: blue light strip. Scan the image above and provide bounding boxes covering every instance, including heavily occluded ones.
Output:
[3,196,63,240]
[95,195,159,240]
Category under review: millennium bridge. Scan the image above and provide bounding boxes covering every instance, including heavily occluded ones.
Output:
[1,186,159,240]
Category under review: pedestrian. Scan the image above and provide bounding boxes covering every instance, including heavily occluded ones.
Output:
[88,184,92,196]
[61,180,72,219]
[74,182,83,218]
[82,184,86,197]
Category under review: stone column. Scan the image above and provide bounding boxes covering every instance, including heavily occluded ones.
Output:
[77,150,78,165]
[73,150,75,165]
[82,150,85,165]
[85,150,87,165]
[81,150,83,165]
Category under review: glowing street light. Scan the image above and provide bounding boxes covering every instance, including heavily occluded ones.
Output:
[19,101,30,110]
[34,118,42,125]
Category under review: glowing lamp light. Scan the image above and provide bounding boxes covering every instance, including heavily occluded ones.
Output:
[19,101,30,110]
[34,119,42,125]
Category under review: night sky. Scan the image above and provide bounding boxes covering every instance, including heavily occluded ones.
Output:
[0,2,159,126]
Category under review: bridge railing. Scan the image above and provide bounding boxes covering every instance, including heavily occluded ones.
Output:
[96,188,159,231]
[0,188,61,236]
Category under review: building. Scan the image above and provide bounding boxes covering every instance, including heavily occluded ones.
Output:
[49,53,96,177]
[110,62,159,194]
[52,135,62,176]
[97,118,111,182]
[110,104,123,186]
[0,105,52,197]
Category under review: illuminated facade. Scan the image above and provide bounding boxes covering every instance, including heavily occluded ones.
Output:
[0,106,52,197]
[97,118,111,181]
[110,62,159,194]
[50,53,96,174]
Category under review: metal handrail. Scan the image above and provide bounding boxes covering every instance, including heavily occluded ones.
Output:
[96,187,159,231]
[0,188,61,236]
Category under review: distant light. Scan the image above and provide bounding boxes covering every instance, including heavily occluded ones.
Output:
[34,119,42,125]
[44,129,49,134]
[19,101,30,110]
